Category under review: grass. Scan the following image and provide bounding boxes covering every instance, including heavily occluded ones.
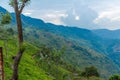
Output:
[0,38,54,80]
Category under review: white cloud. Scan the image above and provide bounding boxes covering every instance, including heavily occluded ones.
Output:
[95,7,120,23]
[34,10,68,25]
[62,5,98,29]
[23,12,32,15]
[22,10,34,16]
[111,17,120,22]
[93,6,120,30]
[2,0,120,29]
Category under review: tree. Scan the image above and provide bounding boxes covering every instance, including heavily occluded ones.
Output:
[81,66,100,78]
[9,0,30,80]
[109,74,120,80]
[1,12,11,25]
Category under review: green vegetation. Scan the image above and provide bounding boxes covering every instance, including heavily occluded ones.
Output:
[0,27,103,80]
[1,12,11,24]
[22,26,120,79]
[81,66,100,78]
[109,74,120,80]
[0,35,53,80]
[1,6,120,80]
[0,23,117,79]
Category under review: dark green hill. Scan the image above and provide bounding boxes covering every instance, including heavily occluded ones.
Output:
[22,26,120,78]
[0,27,105,80]
[0,28,85,80]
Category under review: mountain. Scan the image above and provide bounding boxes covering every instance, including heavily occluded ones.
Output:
[0,6,7,13]
[93,29,120,39]
[1,6,120,79]
[0,30,84,80]
[16,16,120,78]
[92,29,120,68]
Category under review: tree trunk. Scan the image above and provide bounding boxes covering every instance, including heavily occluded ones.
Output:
[14,0,23,47]
[12,0,24,80]
[11,50,24,80]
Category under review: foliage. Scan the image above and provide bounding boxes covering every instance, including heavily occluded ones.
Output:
[0,33,54,80]
[109,74,120,80]
[6,28,14,35]
[18,26,120,79]
[0,29,83,80]
[9,0,30,7]
[81,66,100,78]
[1,12,11,24]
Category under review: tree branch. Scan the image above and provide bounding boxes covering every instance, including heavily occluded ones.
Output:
[19,2,25,14]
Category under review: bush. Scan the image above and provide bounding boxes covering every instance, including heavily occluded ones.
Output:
[109,74,120,80]
[81,66,100,78]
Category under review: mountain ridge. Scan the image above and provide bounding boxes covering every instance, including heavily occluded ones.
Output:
[93,29,120,39]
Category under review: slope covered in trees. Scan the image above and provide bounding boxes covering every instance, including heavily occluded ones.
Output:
[0,27,104,80]
[1,6,120,80]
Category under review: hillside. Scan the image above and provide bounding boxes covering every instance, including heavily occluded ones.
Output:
[93,29,120,67]
[0,32,53,80]
[1,6,120,79]
[0,27,105,80]
[22,25,120,78]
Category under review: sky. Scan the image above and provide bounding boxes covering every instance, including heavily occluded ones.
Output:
[1,0,120,30]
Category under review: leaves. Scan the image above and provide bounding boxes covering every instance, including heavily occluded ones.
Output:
[81,66,100,78]
[9,0,14,7]
[20,0,30,3]
[1,12,11,24]
[109,74,120,80]
[9,0,30,7]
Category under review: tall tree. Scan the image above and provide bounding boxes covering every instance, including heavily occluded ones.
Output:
[9,0,30,80]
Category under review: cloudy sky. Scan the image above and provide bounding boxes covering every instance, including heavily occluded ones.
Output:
[1,0,120,30]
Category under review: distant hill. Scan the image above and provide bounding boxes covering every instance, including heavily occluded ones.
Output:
[93,29,120,39]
